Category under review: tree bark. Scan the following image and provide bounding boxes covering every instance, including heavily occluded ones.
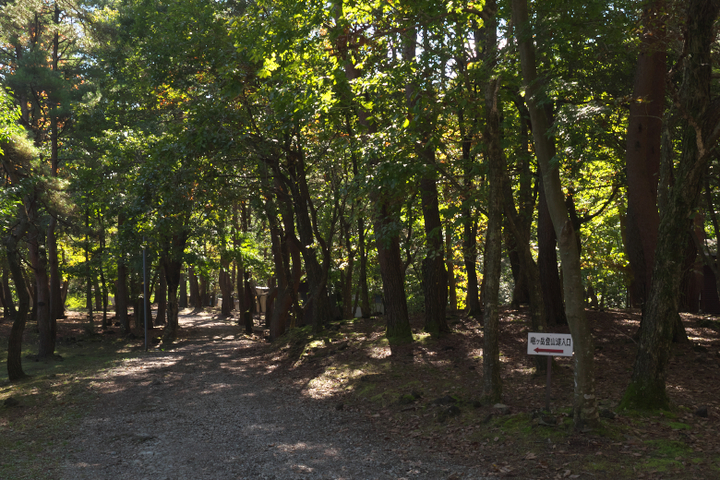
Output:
[155,265,167,325]
[482,25,504,400]
[341,213,355,320]
[286,149,333,333]
[446,224,457,313]
[189,265,200,309]
[404,23,449,337]
[374,200,412,343]
[6,217,29,381]
[219,258,233,317]
[459,106,481,318]
[513,0,598,428]
[622,0,720,410]
[625,0,666,309]
[161,232,188,344]
[30,227,54,358]
[2,263,16,320]
[116,255,130,334]
[48,5,64,323]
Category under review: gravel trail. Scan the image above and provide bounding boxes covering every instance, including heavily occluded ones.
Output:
[61,313,491,480]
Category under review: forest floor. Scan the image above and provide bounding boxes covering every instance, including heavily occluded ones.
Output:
[0,306,719,479]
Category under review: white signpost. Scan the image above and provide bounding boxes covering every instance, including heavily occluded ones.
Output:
[527,332,573,357]
[528,332,573,412]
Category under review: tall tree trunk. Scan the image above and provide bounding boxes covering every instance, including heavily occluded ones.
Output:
[155,265,167,325]
[341,214,355,320]
[625,0,666,310]
[482,17,504,400]
[99,237,109,330]
[446,224,457,313]
[93,274,102,312]
[0,277,5,317]
[48,6,63,323]
[189,265,200,309]
[463,214,482,317]
[179,272,188,308]
[219,258,233,317]
[420,175,449,335]
[459,109,482,318]
[198,273,208,307]
[30,227,54,358]
[513,0,598,428]
[374,200,412,343]
[358,218,371,318]
[502,176,547,332]
[537,153,567,326]
[6,217,29,381]
[161,232,187,344]
[2,264,16,319]
[116,254,130,334]
[622,0,720,410]
[404,23,448,337]
[286,150,333,333]
[267,203,292,340]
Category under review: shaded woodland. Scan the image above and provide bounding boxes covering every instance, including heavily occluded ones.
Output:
[2,0,720,431]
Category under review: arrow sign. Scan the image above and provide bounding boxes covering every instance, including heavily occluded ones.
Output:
[534,347,563,354]
[527,333,573,357]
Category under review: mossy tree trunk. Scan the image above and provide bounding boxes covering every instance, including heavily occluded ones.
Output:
[622,0,720,410]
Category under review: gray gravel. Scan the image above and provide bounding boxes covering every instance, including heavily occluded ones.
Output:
[61,314,493,480]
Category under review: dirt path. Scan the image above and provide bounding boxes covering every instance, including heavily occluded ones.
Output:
[61,312,489,480]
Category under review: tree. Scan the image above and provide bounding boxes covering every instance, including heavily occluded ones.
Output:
[622,0,720,410]
[1,92,38,379]
[512,0,599,429]
[480,0,503,402]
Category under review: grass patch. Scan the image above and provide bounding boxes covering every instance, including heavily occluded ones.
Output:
[645,439,693,457]
[666,421,692,430]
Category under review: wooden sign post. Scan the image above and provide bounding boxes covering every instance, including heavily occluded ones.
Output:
[527,333,573,412]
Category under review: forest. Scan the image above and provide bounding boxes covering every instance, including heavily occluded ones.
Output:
[2,0,720,436]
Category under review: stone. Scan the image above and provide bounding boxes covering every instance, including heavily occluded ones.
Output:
[493,403,510,415]
[537,415,557,426]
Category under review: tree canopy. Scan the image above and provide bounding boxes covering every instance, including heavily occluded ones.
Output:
[3,0,720,426]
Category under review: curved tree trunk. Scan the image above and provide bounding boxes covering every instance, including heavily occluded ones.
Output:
[513,0,597,429]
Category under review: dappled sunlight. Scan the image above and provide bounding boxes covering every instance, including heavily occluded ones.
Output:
[367,345,391,359]
[199,383,234,394]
